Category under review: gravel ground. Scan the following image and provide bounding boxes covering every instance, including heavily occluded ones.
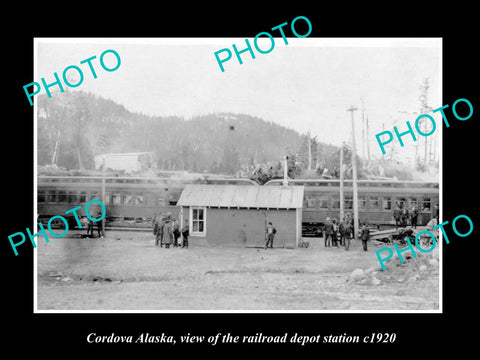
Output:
[36,230,440,311]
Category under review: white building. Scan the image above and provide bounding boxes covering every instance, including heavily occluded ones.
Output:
[95,152,153,173]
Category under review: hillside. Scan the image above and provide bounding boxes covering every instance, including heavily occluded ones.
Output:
[36,91,305,175]
[36,91,433,182]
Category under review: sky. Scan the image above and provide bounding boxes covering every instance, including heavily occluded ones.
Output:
[35,38,442,164]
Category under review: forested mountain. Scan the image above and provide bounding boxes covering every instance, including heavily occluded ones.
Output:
[37,91,307,175]
[37,91,426,181]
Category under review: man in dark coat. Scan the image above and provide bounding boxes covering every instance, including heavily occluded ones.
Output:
[410,205,418,229]
[264,222,276,249]
[181,222,189,248]
[153,214,159,245]
[360,223,370,251]
[338,217,348,247]
[401,206,409,227]
[87,200,104,238]
[172,219,180,247]
[393,204,402,229]
[332,218,339,247]
[341,220,353,251]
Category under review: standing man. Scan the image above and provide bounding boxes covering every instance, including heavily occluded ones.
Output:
[332,218,339,247]
[86,218,94,238]
[163,214,174,249]
[87,197,104,238]
[172,218,180,247]
[264,222,276,249]
[401,205,409,227]
[155,214,166,247]
[343,220,353,251]
[153,213,159,245]
[324,217,334,247]
[410,205,418,229]
[360,223,370,251]
[339,217,347,247]
[181,221,189,248]
[393,204,402,229]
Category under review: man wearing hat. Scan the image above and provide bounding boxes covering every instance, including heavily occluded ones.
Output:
[360,223,370,251]
[154,214,166,247]
[264,222,277,249]
[162,213,174,249]
[324,217,334,247]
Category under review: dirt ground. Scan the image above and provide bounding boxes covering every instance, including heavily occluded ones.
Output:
[36,230,440,311]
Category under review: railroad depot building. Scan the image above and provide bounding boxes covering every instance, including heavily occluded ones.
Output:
[177,185,304,248]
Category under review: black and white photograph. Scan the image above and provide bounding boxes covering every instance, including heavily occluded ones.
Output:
[4,6,478,355]
[33,37,441,312]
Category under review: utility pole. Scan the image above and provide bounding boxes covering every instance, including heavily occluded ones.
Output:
[366,116,371,162]
[346,105,359,240]
[339,142,344,222]
[418,78,430,172]
[360,97,365,160]
[423,106,433,172]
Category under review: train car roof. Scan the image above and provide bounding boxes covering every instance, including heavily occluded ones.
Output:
[264,178,439,188]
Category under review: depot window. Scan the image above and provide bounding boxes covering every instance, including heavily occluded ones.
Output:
[190,207,206,236]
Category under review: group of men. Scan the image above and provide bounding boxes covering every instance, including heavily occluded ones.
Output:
[323,215,370,251]
[393,204,418,229]
[152,212,189,249]
[264,216,371,252]
[393,203,439,229]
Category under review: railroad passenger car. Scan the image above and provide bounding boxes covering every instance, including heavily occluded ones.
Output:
[264,179,439,234]
[37,176,257,229]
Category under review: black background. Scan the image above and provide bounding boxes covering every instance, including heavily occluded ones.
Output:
[3,3,478,355]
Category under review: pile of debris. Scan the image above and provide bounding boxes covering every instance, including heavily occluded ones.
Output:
[349,247,439,286]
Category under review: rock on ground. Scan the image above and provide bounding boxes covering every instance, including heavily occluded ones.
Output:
[350,268,364,280]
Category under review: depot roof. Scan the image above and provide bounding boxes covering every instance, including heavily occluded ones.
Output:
[177,185,304,209]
